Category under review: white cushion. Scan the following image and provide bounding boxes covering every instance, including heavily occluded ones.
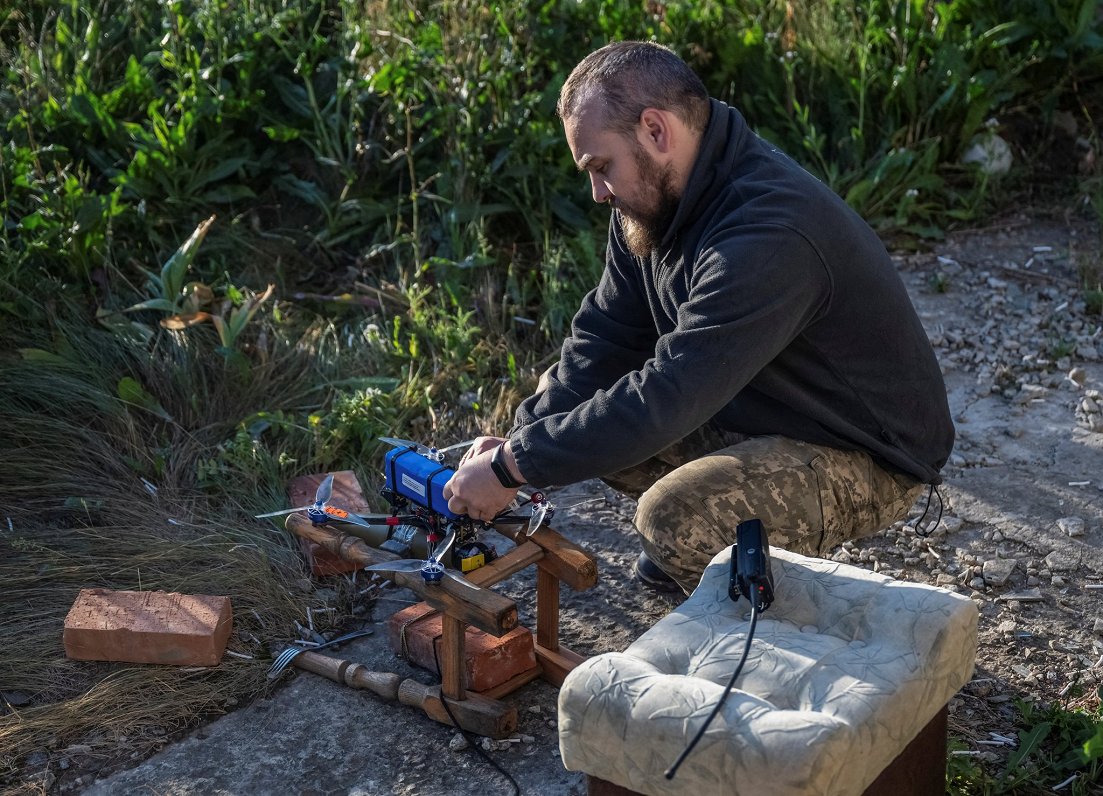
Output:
[558,547,978,795]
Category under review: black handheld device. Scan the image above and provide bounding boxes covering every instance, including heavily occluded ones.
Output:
[728,518,775,611]
[666,518,776,781]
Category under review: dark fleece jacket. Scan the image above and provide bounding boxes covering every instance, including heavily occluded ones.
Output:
[510,99,954,488]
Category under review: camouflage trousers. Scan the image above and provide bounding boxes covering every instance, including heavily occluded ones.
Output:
[603,425,925,593]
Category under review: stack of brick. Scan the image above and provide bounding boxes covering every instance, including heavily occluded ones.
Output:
[386,602,538,692]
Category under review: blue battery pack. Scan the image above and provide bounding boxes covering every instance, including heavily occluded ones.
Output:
[384,447,459,520]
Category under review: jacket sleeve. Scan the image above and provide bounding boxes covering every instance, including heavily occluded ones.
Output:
[510,222,658,435]
[511,223,831,487]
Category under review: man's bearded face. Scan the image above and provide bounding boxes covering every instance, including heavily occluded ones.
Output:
[614,143,680,258]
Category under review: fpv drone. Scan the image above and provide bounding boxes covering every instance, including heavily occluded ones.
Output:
[256,437,565,588]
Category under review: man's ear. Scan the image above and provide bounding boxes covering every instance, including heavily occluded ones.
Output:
[638,107,673,154]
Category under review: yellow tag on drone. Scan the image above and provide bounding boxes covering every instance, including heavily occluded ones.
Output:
[460,553,485,572]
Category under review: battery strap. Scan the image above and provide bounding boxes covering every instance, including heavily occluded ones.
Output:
[425,465,451,514]
[390,447,418,498]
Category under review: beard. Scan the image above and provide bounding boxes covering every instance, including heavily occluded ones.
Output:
[615,146,680,258]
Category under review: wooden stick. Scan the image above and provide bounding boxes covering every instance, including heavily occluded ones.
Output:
[465,541,544,588]
[292,650,516,738]
[286,513,397,567]
[440,615,466,701]
[534,643,586,688]
[536,564,560,653]
[492,522,598,591]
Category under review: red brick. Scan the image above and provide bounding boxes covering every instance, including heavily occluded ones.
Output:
[63,589,233,666]
[387,603,538,692]
[289,470,372,576]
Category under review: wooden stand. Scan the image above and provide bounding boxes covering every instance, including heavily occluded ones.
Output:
[283,498,597,738]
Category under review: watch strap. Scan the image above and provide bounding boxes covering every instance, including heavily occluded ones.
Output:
[490,443,525,489]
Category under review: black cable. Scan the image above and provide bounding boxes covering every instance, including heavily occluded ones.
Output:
[432,643,522,796]
[664,598,761,780]
[912,483,945,537]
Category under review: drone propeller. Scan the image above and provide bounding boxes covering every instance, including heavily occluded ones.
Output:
[379,436,432,455]
[315,473,334,503]
[254,473,378,530]
[364,526,477,589]
[490,492,604,536]
[255,504,312,519]
[527,496,551,536]
[378,436,475,462]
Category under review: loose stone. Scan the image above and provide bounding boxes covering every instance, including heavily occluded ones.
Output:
[983,558,1017,586]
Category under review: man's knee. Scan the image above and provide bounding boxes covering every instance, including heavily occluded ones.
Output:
[632,439,829,581]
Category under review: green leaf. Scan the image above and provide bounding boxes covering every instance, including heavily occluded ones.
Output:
[263,125,301,142]
[63,497,106,510]
[122,298,178,313]
[117,377,173,422]
[202,184,256,203]
[549,195,591,230]
[1084,720,1103,762]
[198,158,249,186]
[272,75,313,118]
[274,174,327,208]
[1006,721,1051,773]
[159,215,215,304]
[17,348,69,365]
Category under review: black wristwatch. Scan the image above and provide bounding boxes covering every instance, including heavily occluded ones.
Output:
[490,442,525,489]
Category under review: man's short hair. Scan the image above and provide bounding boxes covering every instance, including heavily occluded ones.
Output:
[557,41,710,136]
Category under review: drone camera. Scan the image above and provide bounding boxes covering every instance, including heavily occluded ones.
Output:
[728,518,775,611]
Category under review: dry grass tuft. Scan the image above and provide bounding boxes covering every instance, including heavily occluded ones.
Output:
[0,313,359,791]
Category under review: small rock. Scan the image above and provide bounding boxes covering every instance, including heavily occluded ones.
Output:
[520,734,535,744]
[1056,517,1086,537]
[983,558,1017,586]
[1093,618,1103,635]
[1044,550,1079,572]
[24,750,48,768]
[969,576,986,590]
[1051,575,1067,588]
[964,681,992,697]
[1,691,31,707]
[996,620,1018,634]
[1069,367,1087,385]
[940,516,965,534]
[449,733,469,752]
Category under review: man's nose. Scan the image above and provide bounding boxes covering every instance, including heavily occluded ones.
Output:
[589,173,612,204]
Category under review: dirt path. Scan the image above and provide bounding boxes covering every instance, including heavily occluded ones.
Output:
[66,212,1103,795]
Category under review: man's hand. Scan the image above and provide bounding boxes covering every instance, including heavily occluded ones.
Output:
[459,436,506,465]
[444,441,520,521]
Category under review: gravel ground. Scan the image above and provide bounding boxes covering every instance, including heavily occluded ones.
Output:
[21,210,1103,795]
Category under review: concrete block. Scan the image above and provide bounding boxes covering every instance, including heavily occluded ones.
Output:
[289,470,371,576]
[63,588,233,666]
[387,603,538,693]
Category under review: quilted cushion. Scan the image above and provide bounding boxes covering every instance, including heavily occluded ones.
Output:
[558,547,978,795]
